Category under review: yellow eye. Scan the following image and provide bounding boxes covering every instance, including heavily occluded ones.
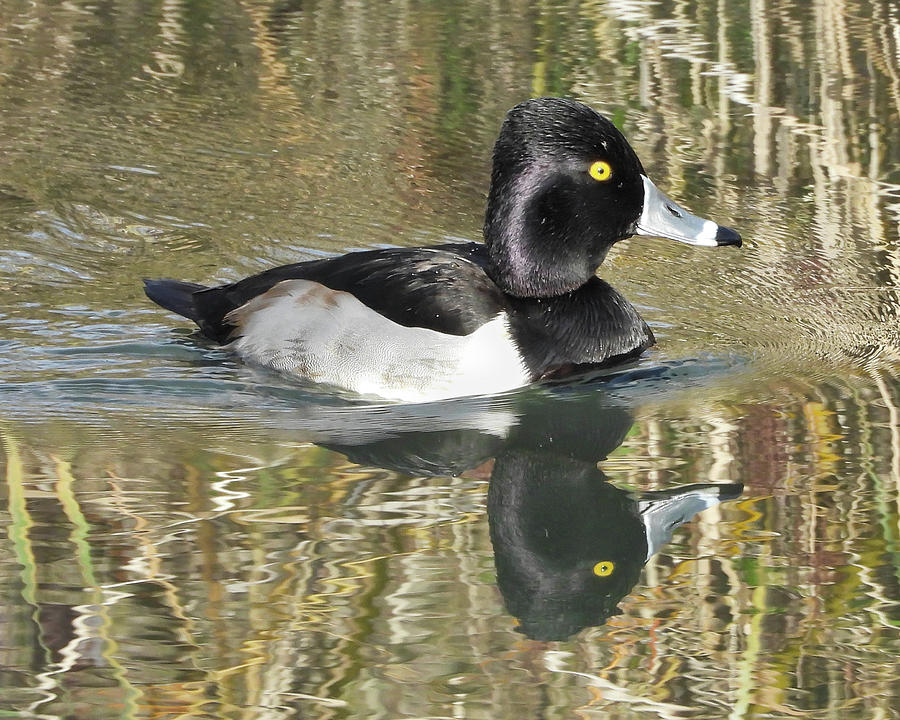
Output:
[589,160,613,182]
[593,560,615,577]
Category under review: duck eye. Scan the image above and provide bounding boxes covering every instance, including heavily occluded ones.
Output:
[592,560,615,577]
[589,160,613,182]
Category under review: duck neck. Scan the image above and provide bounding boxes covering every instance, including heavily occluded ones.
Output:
[504,277,655,380]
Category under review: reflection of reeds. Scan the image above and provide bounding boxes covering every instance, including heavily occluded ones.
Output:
[54,458,140,716]
[4,383,900,718]
[4,431,37,607]
[613,369,900,716]
[2,432,141,716]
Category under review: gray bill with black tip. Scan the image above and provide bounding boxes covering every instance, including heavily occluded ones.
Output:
[634,175,742,248]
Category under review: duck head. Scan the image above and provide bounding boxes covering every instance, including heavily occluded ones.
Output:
[484,97,741,298]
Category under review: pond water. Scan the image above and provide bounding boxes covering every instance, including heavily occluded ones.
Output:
[3,0,900,717]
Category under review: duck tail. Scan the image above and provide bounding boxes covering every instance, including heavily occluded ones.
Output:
[143,278,208,323]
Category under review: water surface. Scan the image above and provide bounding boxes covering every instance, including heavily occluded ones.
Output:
[3,1,900,718]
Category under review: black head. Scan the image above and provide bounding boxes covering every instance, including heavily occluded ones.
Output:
[484,97,741,298]
[484,98,646,297]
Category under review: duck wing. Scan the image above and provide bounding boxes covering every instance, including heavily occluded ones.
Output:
[144,243,508,343]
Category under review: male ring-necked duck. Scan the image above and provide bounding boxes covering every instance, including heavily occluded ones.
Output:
[145,97,741,403]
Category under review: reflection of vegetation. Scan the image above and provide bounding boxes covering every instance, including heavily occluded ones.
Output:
[4,432,36,607]
[2,432,140,717]
[436,7,482,134]
[3,369,900,716]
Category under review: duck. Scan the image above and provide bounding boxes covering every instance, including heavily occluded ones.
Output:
[144,97,741,403]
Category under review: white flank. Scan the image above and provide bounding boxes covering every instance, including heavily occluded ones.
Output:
[225,279,531,403]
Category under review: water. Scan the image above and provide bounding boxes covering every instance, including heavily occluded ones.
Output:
[2,0,900,717]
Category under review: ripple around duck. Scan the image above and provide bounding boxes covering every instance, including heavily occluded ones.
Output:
[0,341,750,426]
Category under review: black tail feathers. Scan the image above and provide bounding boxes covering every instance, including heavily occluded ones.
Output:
[143,278,207,322]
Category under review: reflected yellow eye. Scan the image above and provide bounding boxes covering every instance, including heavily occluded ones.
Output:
[593,560,615,577]
[589,160,613,182]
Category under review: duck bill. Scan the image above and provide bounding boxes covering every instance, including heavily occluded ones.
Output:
[637,483,743,561]
[634,175,741,248]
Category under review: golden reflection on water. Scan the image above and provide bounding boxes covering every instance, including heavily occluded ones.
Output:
[4,370,900,717]
[2,0,900,718]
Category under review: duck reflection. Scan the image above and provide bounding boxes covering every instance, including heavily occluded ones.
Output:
[325,383,742,641]
[488,450,740,640]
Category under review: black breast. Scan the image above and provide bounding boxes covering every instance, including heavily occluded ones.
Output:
[506,277,655,379]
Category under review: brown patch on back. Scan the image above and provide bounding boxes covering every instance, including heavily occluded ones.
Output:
[224,279,345,337]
